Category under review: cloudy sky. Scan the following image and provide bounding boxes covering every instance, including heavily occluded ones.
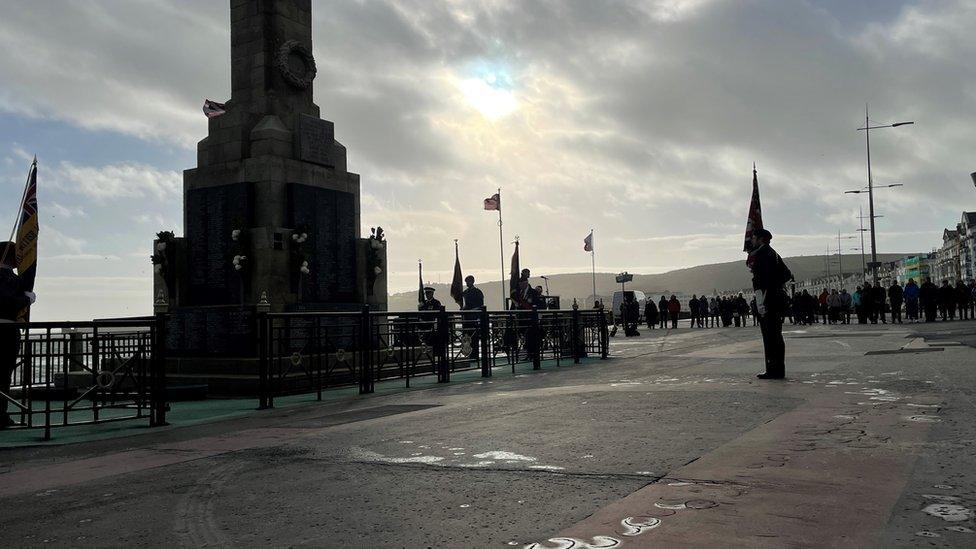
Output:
[1,0,975,320]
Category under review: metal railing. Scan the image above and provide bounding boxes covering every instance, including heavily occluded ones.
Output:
[258,307,609,407]
[1,317,167,440]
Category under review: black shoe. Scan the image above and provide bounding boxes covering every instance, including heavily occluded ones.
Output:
[756,373,785,380]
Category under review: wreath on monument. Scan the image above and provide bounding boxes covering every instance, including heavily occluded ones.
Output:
[274,39,317,89]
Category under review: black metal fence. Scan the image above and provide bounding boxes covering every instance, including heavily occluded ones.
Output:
[1,318,167,440]
[258,307,609,407]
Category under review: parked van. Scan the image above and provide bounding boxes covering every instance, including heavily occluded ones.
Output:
[611,290,647,324]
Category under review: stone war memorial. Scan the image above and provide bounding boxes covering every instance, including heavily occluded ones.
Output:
[152,0,387,392]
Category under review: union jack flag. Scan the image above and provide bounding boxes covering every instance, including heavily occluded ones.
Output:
[16,158,38,321]
[203,99,227,118]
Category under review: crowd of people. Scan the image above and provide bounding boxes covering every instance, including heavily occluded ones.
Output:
[789,277,976,325]
[614,293,758,336]
[611,275,976,337]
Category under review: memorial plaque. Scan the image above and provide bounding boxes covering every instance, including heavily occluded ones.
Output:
[297,114,335,167]
[288,183,357,303]
[186,183,253,305]
[166,306,256,357]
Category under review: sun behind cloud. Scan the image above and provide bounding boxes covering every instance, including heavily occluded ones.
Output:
[456,66,518,120]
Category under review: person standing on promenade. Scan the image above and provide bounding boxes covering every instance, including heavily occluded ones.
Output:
[818,288,829,324]
[840,288,852,324]
[689,295,700,329]
[658,296,668,329]
[956,280,970,320]
[1,241,36,428]
[873,282,888,324]
[667,295,680,329]
[644,298,657,330]
[749,229,792,380]
[888,280,904,324]
[921,277,939,322]
[461,275,484,359]
[938,280,954,321]
[904,278,920,322]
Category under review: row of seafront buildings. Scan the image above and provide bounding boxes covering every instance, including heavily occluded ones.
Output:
[796,211,976,293]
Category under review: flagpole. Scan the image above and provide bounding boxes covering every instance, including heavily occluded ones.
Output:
[590,229,596,306]
[497,187,505,310]
[2,158,34,266]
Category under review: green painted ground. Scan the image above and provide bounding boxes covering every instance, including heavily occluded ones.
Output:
[0,357,593,447]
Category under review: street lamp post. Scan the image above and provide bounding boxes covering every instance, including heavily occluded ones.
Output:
[854,105,913,286]
[835,231,856,281]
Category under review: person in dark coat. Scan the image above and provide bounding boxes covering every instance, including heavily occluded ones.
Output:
[1,241,36,428]
[749,229,793,380]
[622,295,640,337]
[903,278,920,322]
[873,283,887,324]
[688,295,700,328]
[658,296,668,329]
[887,281,903,324]
[920,277,939,322]
[644,299,658,330]
[461,276,485,359]
[956,280,970,320]
[667,295,680,329]
[938,280,954,320]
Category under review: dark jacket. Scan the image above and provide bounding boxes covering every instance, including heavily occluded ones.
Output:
[461,286,484,310]
[751,244,793,314]
[887,284,903,304]
[0,268,29,322]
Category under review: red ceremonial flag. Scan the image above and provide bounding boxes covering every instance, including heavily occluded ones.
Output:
[484,193,500,211]
[743,164,763,253]
[450,241,464,307]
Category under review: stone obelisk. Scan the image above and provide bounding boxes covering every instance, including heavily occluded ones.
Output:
[154,0,386,362]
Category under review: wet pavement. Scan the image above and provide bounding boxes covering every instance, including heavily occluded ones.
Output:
[1,320,975,547]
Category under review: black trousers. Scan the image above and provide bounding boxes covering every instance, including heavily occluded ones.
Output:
[890,302,902,323]
[758,313,785,377]
[0,325,20,420]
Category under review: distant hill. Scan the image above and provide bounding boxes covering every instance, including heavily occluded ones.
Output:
[387,253,914,311]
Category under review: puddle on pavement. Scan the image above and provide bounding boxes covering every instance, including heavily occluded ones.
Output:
[923,503,973,522]
[905,415,941,423]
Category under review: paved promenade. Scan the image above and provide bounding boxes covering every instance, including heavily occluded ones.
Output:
[1,321,975,547]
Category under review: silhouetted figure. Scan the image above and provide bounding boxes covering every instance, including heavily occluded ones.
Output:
[888,281,903,324]
[920,277,938,322]
[876,283,888,324]
[644,299,658,330]
[956,280,970,320]
[419,287,442,311]
[461,275,484,359]
[750,229,792,380]
[939,280,954,320]
[904,278,920,322]
[1,241,36,428]
[667,295,680,329]
[689,295,700,328]
[840,289,852,324]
